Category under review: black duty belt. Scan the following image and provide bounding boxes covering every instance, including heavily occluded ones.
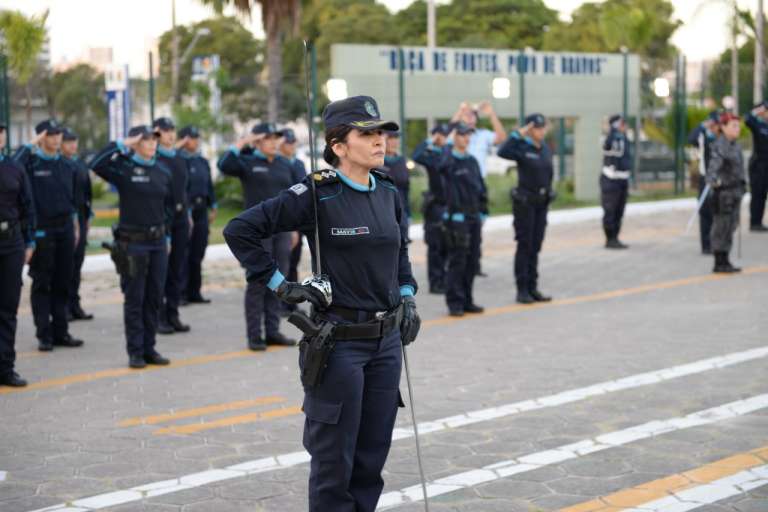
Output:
[38,214,72,229]
[323,305,403,341]
[192,196,207,207]
[117,224,165,242]
[0,220,20,240]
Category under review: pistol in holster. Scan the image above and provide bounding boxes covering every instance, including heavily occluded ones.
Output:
[288,311,337,389]
[102,239,129,278]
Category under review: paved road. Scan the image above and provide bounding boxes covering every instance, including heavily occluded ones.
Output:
[1,206,766,512]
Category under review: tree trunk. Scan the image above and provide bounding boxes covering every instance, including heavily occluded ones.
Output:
[731,6,739,113]
[755,0,764,104]
[266,24,282,123]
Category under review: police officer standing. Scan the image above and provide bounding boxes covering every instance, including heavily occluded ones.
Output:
[13,120,84,351]
[223,95,420,512]
[153,117,191,334]
[61,128,94,320]
[412,122,451,293]
[708,112,746,273]
[177,125,216,304]
[218,123,298,350]
[91,126,174,368]
[279,128,307,313]
[744,103,768,232]
[0,123,35,387]
[440,122,487,316]
[687,111,721,254]
[382,131,411,243]
[600,114,632,249]
[498,114,555,305]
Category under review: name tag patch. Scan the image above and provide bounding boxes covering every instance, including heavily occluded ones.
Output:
[34,170,52,177]
[251,166,268,173]
[131,176,150,183]
[290,183,308,195]
[525,152,540,159]
[331,227,370,236]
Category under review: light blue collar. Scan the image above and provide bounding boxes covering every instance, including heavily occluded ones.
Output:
[157,146,176,158]
[0,154,4,162]
[335,168,376,192]
[132,153,156,166]
[34,146,60,161]
[384,154,401,164]
[452,149,469,159]
[250,148,268,160]
[178,149,200,158]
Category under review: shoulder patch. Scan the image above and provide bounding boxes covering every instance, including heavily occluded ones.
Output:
[290,183,308,196]
[370,169,394,184]
[311,169,339,185]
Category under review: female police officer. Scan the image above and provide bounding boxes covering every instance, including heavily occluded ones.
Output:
[224,96,420,512]
[498,113,555,304]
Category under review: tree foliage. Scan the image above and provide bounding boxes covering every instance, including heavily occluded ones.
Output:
[47,64,107,150]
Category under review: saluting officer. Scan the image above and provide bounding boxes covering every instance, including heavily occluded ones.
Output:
[440,122,487,316]
[382,131,412,243]
[687,111,721,254]
[0,123,35,387]
[153,117,191,334]
[498,113,555,305]
[218,122,298,350]
[279,128,308,314]
[600,114,632,249]
[744,103,768,232]
[178,125,216,304]
[61,128,94,320]
[13,120,84,351]
[224,95,420,512]
[707,112,746,273]
[91,126,174,368]
[412,122,451,294]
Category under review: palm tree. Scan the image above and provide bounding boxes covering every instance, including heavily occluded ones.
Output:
[0,10,48,138]
[199,0,301,122]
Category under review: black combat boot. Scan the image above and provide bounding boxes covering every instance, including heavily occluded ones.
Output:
[168,316,190,333]
[0,371,28,387]
[722,253,741,273]
[529,289,552,302]
[713,252,740,273]
[516,290,535,304]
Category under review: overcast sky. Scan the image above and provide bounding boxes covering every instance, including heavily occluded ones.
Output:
[0,0,748,76]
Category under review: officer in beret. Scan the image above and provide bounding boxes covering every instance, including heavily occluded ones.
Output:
[412,122,451,293]
[279,128,308,315]
[177,125,216,304]
[218,122,299,350]
[0,122,35,387]
[224,95,420,512]
[381,130,412,243]
[601,114,632,249]
[61,128,94,320]
[498,113,555,304]
[745,103,768,232]
[687,110,721,254]
[13,119,84,351]
[90,125,174,368]
[153,117,191,334]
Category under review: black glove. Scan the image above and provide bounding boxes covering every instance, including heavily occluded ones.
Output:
[275,280,327,309]
[400,296,421,346]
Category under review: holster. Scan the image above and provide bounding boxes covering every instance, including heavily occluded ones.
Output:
[102,240,129,278]
[291,311,337,389]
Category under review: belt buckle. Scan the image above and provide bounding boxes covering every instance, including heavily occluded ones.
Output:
[374,311,387,320]
[176,203,183,212]
[539,187,546,195]
[0,221,8,231]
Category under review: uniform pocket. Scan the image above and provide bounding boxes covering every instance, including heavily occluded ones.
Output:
[302,396,343,462]
[303,396,343,424]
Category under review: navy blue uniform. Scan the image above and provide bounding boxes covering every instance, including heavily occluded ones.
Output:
[223,168,416,511]
[65,155,93,314]
[218,147,300,343]
[156,147,190,326]
[13,144,78,344]
[180,149,216,302]
[286,157,307,311]
[0,155,35,378]
[413,140,448,291]
[381,154,411,242]
[498,132,554,293]
[439,150,486,312]
[745,112,768,228]
[600,128,632,242]
[91,142,174,358]
[688,123,717,251]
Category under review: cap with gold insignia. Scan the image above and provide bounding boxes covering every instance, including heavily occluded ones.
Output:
[35,119,62,135]
[322,95,399,132]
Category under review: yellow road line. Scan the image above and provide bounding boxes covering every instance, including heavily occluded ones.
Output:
[558,445,768,512]
[152,405,303,435]
[0,347,287,396]
[118,396,287,427]
[423,265,768,328]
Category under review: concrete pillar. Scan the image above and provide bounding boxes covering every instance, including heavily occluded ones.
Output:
[573,115,603,200]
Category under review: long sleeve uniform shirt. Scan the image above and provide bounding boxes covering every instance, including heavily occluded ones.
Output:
[745,112,768,160]
[602,129,632,173]
[382,154,411,217]
[412,140,448,203]
[218,147,302,208]
[156,146,190,221]
[65,156,93,219]
[180,150,217,209]
[0,154,35,252]
[12,145,76,225]
[439,150,487,221]
[497,131,554,194]
[706,136,745,189]
[223,168,417,312]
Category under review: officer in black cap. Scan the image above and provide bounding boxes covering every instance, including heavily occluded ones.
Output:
[279,127,308,315]
[437,122,487,316]
[13,119,84,351]
[224,95,420,512]
[687,110,721,253]
[218,122,299,350]
[177,125,216,304]
[61,128,94,320]
[381,130,412,243]
[412,122,451,293]
[152,117,191,334]
[498,113,555,304]
[90,125,174,368]
[601,114,632,249]
[744,103,768,232]
[0,122,35,387]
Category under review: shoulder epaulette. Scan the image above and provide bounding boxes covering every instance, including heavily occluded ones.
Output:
[311,169,340,185]
[371,168,394,184]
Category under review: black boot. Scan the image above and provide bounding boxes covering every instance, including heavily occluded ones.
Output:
[516,290,535,304]
[605,238,628,249]
[69,304,94,321]
[722,253,741,273]
[0,371,28,387]
[169,316,190,333]
[248,337,267,351]
[265,332,297,346]
[713,252,734,273]
[53,334,84,347]
[529,289,552,302]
